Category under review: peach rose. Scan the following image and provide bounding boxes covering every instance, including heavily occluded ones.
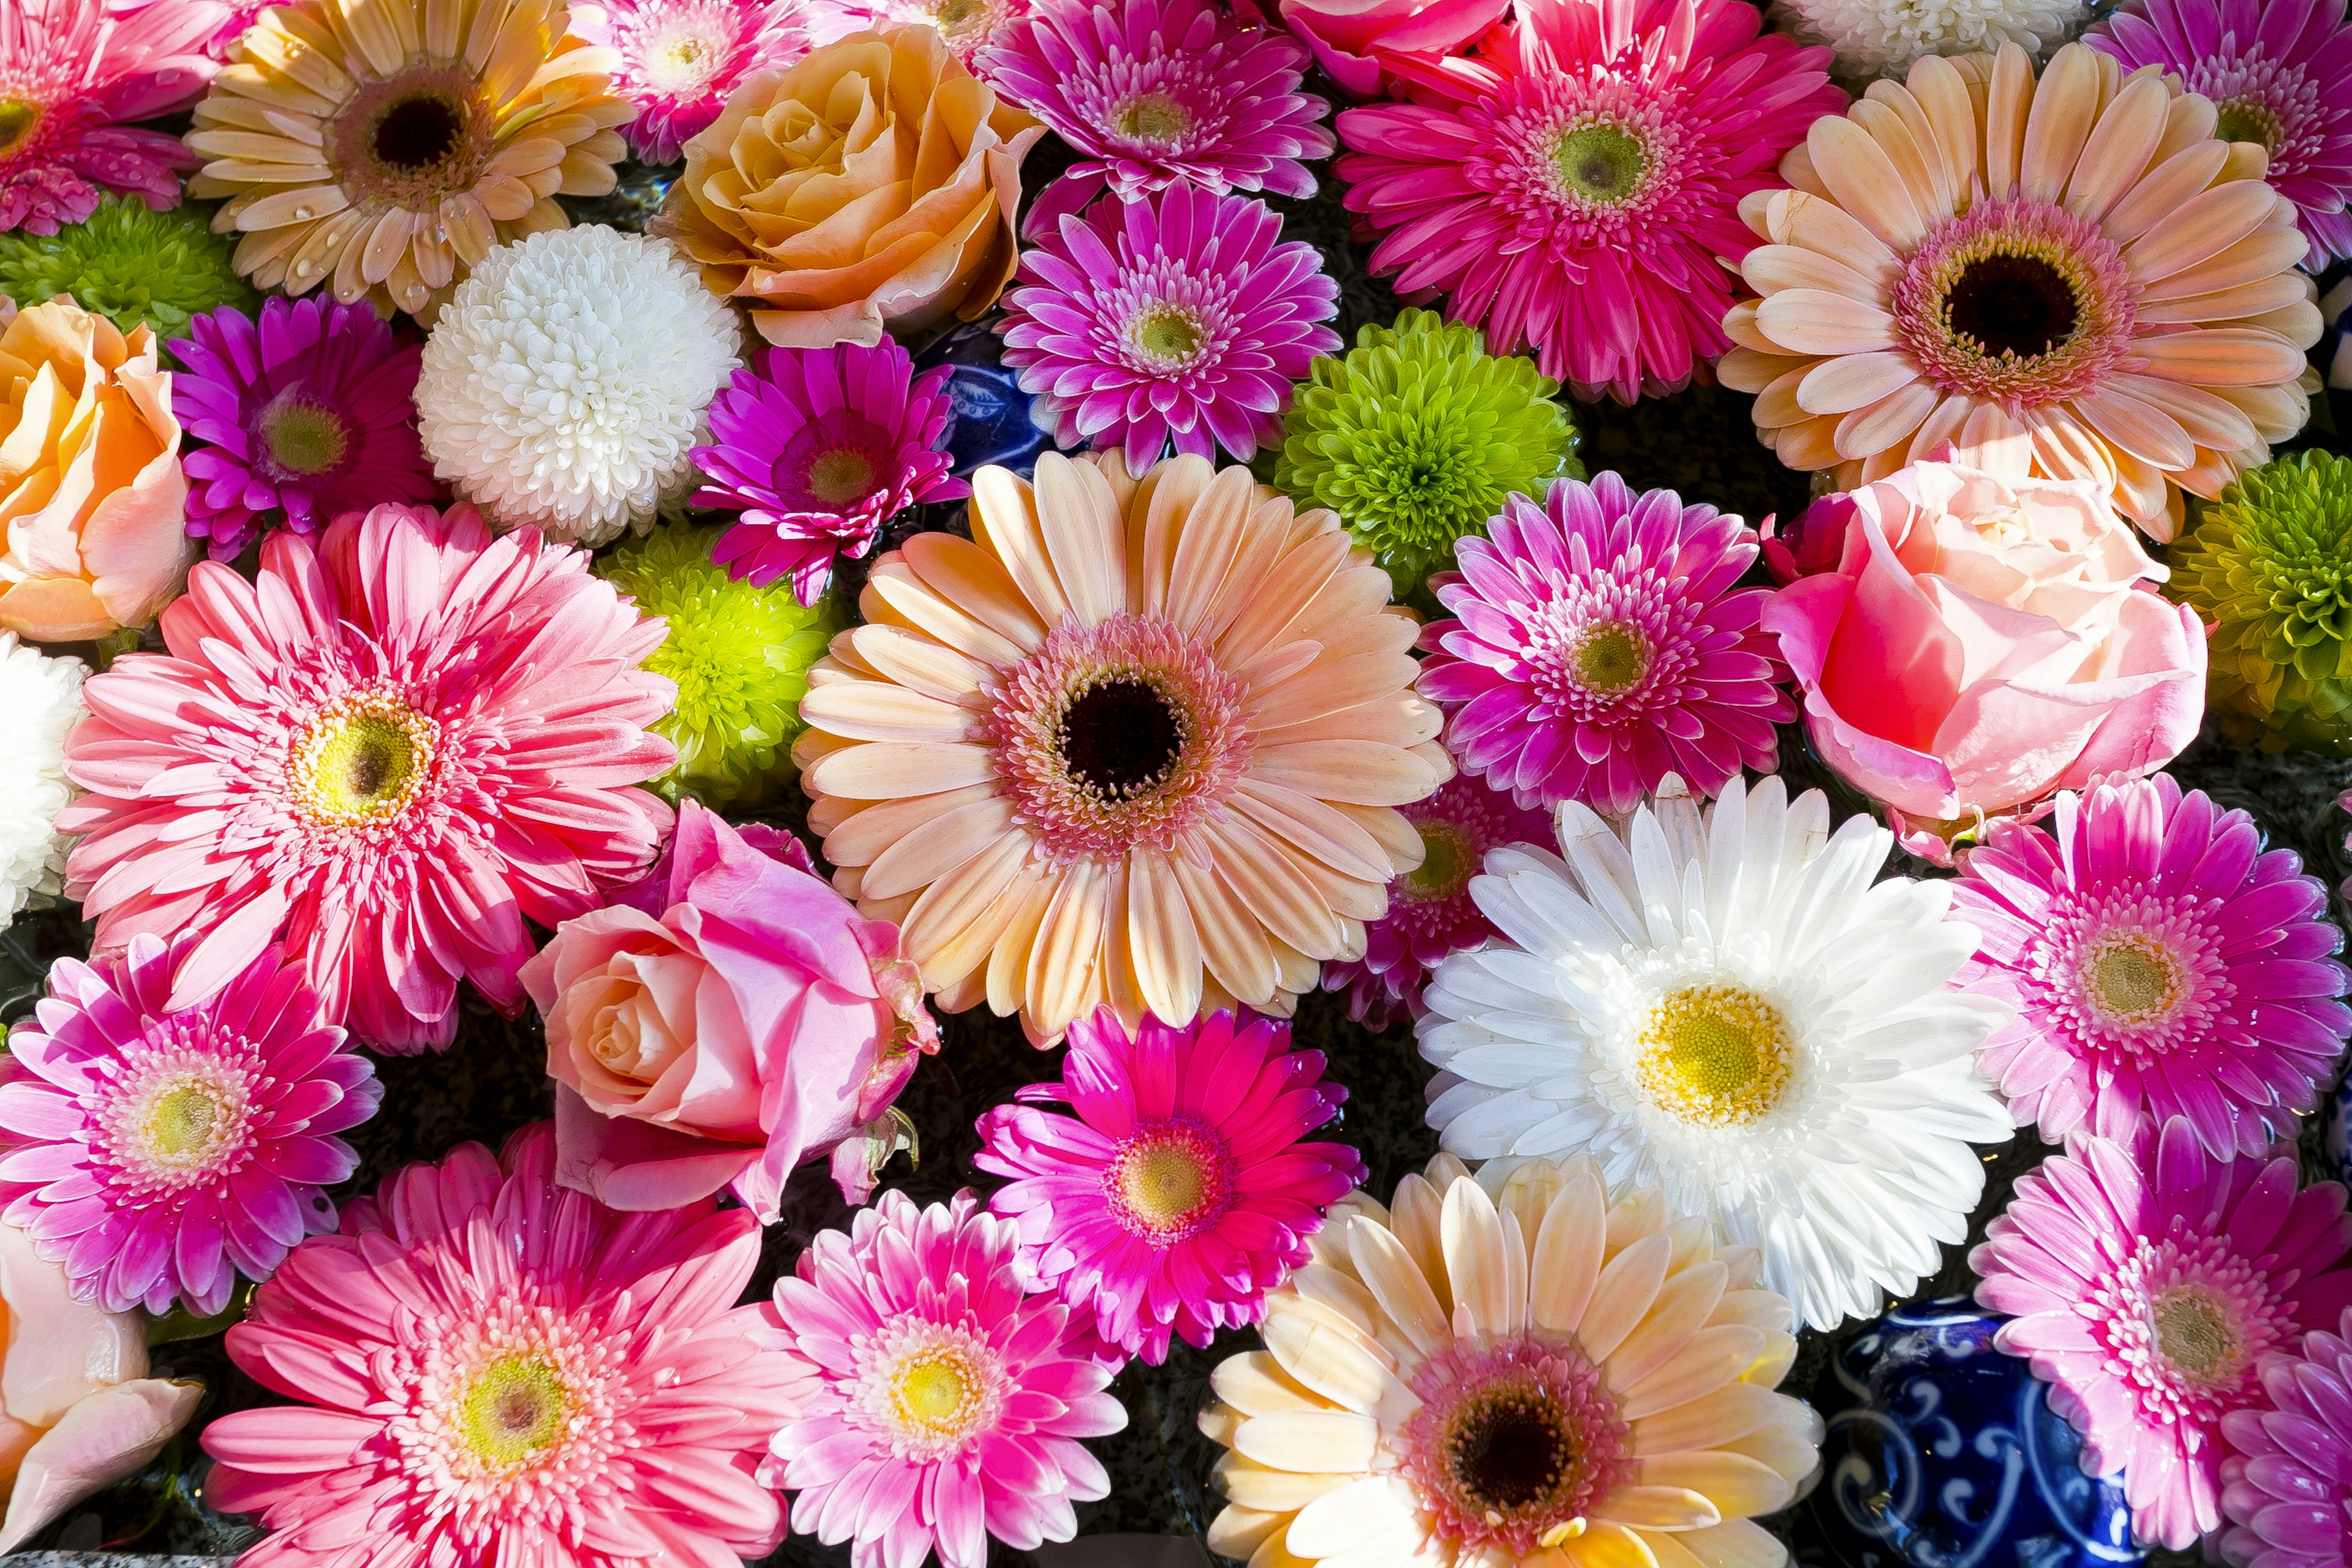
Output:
[1762,460,2204,861]
[0,296,191,643]
[653,26,1043,349]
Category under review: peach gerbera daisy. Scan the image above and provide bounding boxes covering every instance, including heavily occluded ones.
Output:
[1722,40,2323,541]
[792,450,1452,1045]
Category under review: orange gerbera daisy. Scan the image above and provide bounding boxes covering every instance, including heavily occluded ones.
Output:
[792,451,1453,1045]
[1722,41,2322,540]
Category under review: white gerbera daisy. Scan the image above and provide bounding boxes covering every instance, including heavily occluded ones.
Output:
[416,227,742,546]
[1417,774,2014,1332]
[0,632,89,922]
[1772,0,2087,76]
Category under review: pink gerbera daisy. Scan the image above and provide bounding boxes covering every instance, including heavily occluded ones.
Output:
[996,185,1340,472]
[200,1123,796,1568]
[1954,774,2352,1159]
[974,1008,1365,1362]
[1333,0,1842,402]
[1415,470,1792,813]
[58,503,676,1054]
[2220,1307,2352,1567]
[758,1188,1126,1568]
[572,0,815,164]
[1973,1118,2352,1550]
[0,933,377,1318]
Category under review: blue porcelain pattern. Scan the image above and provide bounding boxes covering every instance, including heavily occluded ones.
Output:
[914,322,1062,480]
[2324,1071,2352,1189]
[1801,1300,2140,1568]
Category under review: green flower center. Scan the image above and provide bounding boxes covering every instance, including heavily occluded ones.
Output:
[459,1355,571,1468]
[1404,820,1471,899]
[2214,97,2278,151]
[1114,91,1192,145]
[933,0,980,28]
[259,394,352,477]
[1551,124,1647,205]
[1571,622,1651,693]
[1129,306,1202,368]
[805,446,878,505]
[2150,1291,2239,1381]
[0,99,39,159]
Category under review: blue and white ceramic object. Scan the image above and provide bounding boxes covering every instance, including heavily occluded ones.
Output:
[2324,1071,2352,1189]
[913,321,1060,481]
[1801,1300,2141,1568]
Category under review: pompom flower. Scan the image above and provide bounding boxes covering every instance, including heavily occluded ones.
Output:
[690,337,965,603]
[0,631,85,923]
[1199,1152,1823,1568]
[1973,1118,2352,1549]
[1724,41,2324,541]
[1419,775,2015,1330]
[200,1125,797,1568]
[807,0,1031,60]
[974,1007,1365,1362]
[0,933,379,1318]
[996,184,1340,473]
[573,0,813,163]
[58,502,676,1054]
[0,195,252,339]
[793,451,1452,1045]
[756,1188,1126,1568]
[2219,1307,2352,1568]
[1273,308,1581,599]
[979,0,1334,233]
[1774,0,2088,77]
[172,295,433,562]
[1417,472,1790,814]
[418,227,742,546]
[1953,774,2352,1159]
[1335,0,1842,402]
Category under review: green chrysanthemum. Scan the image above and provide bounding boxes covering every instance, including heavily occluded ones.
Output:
[2170,450,2352,753]
[0,197,255,339]
[1272,308,1582,597]
[599,522,842,807]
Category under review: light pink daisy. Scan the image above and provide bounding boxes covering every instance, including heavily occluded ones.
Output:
[571,0,816,164]
[2220,1306,2352,1568]
[200,1123,795,1568]
[1415,470,1792,813]
[0,933,377,1318]
[973,1008,1365,1362]
[58,503,676,1055]
[1954,774,2352,1159]
[1333,0,1842,402]
[1973,1118,2352,1550]
[805,0,1033,63]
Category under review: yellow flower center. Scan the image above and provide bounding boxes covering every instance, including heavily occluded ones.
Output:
[2151,1290,2239,1380]
[892,1350,979,1437]
[287,693,435,828]
[2082,936,2182,1025]
[1114,90,1192,145]
[146,1085,221,1157]
[1121,1143,1208,1224]
[1636,984,1795,1127]
[933,0,981,29]
[1571,622,1651,694]
[458,1355,572,1468]
[1550,124,1647,205]
[646,29,725,92]
[805,446,878,506]
[0,99,39,158]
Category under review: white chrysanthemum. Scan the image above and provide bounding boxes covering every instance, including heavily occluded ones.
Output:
[1417,774,2015,1332]
[0,632,89,922]
[1773,0,2087,75]
[416,227,742,546]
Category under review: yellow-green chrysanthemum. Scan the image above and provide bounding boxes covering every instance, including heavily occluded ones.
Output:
[598,522,841,806]
[0,197,255,339]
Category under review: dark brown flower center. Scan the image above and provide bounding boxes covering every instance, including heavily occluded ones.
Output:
[374,93,464,170]
[1060,678,1182,799]
[1945,253,2079,360]
[1449,1390,1574,1513]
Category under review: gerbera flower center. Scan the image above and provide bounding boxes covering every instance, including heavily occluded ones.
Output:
[2082,935,2183,1023]
[2034,888,2229,1058]
[1105,1116,1236,1243]
[1637,983,1795,1127]
[2150,1289,2240,1379]
[1113,89,1193,145]
[257,393,353,478]
[286,690,438,829]
[2213,97,2280,151]
[805,446,878,506]
[858,1318,1008,1461]
[1550,124,1648,206]
[1404,820,1472,900]
[89,1022,265,1200]
[1570,621,1651,694]
[0,98,39,158]
[646,23,730,93]
[146,1084,221,1156]
[1128,305,1204,369]
[331,65,492,211]
[458,1355,572,1467]
[2092,1231,2295,1425]
[1398,1337,1630,1555]
[1062,678,1181,794]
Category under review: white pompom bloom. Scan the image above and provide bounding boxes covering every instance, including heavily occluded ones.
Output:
[1773,0,2087,75]
[417,227,743,546]
[1417,773,2015,1332]
[0,631,89,923]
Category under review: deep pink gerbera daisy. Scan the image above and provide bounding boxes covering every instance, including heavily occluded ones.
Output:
[0,933,377,1318]
[572,0,815,164]
[58,502,676,1055]
[2220,1307,2352,1568]
[757,1188,1126,1568]
[1954,774,2352,1159]
[1973,1118,2352,1550]
[1333,0,1841,402]
[691,337,967,605]
[997,186,1340,472]
[200,1123,796,1568]
[1319,774,1548,1030]
[978,0,1334,235]
[974,1008,1365,1362]
[1416,470,1792,813]
[2088,0,2352,264]
[173,295,435,562]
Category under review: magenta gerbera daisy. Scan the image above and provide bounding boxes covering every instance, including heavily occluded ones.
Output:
[978,0,1334,235]
[1332,0,1841,402]
[173,295,435,562]
[757,1188,1126,1568]
[1973,1117,2352,1550]
[1415,470,1792,813]
[199,1123,796,1568]
[973,1008,1365,1362]
[572,0,815,164]
[0,933,377,1318]
[1953,774,2352,1160]
[2088,0,2352,264]
[57,502,676,1055]
[996,185,1340,472]
[2220,1306,2352,1568]
[691,337,968,605]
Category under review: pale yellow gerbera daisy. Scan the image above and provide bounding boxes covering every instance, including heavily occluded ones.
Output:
[184,0,632,317]
[1200,1153,1823,1568]
[791,450,1452,1045]
[1722,40,2322,541]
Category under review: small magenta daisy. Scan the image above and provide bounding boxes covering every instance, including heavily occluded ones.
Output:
[573,0,815,164]
[996,186,1340,471]
[1954,774,2352,1159]
[0,933,379,1317]
[974,1008,1365,1362]
[1416,471,1792,813]
[2220,1307,2352,1567]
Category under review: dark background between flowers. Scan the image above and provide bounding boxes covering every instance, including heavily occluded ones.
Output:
[6,15,2352,1560]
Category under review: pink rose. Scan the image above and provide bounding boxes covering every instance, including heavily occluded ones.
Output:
[1762,461,2205,862]
[521,800,938,1222]
[1273,0,1507,94]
